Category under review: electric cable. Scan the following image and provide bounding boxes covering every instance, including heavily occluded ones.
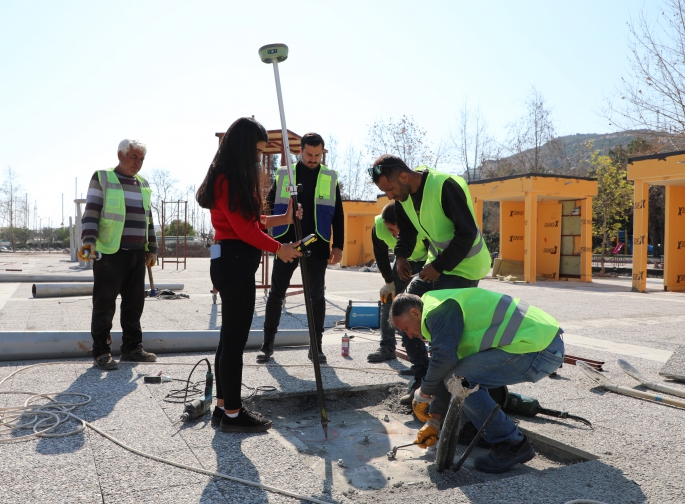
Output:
[0,362,333,504]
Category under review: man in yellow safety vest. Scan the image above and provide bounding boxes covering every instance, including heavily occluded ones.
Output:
[79,139,159,370]
[390,289,564,474]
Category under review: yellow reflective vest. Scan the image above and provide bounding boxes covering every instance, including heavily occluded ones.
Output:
[95,169,152,254]
[421,288,560,358]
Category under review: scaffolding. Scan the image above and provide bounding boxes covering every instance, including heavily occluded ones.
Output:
[160,200,187,270]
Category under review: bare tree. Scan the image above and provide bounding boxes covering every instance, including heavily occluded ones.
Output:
[337,144,375,200]
[605,0,685,148]
[504,88,568,174]
[366,115,445,169]
[451,100,496,181]
[0,167,24,251]
[147,168,181,231]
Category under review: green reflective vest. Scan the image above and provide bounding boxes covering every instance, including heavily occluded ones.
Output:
[421,288,560,358]
[373,214,428,262]
[95,169,152,254]
[399,167,490,280]
[272,164,338,242]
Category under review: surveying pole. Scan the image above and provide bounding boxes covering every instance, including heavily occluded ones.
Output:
[258,43,329,439]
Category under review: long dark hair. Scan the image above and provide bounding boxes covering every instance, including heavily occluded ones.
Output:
[196,117,269,221]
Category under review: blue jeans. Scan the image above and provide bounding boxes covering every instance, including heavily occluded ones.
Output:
[430,331,565,444]
[379,260,424,351]
[401,274,480,379]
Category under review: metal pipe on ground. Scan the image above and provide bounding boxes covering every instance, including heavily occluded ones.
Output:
[32,283,185,298]
[0,330,310,361]
[0,274,95,283]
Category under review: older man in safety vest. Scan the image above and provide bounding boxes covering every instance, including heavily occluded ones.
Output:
[390,289,564,474]
[79,139,159,370]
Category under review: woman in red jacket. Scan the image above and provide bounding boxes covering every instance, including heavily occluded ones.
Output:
[197,117,302,433]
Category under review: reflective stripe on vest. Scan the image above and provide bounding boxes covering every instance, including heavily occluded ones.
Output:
[374,214,428,262]
[399,167,490,280]
[420,288,559,358]
[272,164,338,241]
[95,169,151,254]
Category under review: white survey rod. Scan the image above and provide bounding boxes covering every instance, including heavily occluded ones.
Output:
[272,61,295,192]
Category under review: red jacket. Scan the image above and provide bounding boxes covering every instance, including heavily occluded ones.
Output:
[211,175,280,254]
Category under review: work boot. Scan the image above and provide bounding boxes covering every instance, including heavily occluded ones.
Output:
[307,346,327,364]
[256,335,275,363]
[474,435,535,473]
[93,353,118,371]
[120,347,157,362]
[399,378,421,405]
[457,421,494,449]
[367,346,396,363]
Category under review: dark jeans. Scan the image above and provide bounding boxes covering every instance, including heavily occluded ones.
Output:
[263,255,329,345]
[402,273,480,380]
[379,260,425,352]
[211,240,262,410]
[91,249,146,358]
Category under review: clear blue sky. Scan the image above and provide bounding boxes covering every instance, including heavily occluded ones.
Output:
[0,0,655,227]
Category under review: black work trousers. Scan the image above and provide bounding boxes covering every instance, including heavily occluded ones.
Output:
[91,249,146,358]
[210,240,262,410]
[263,254,329,345]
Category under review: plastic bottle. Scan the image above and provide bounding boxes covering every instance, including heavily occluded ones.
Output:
[341,333,350,357]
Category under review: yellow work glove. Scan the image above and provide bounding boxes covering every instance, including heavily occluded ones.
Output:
[415,418,440,449]
[412,388,433,423]
[379,282,396,303]
[78,243,96,261]
[145,252,157,267]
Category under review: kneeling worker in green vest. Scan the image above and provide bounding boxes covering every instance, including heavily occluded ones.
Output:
[367,201,428,363]
[390,289,564,473]
[79,139,159,371]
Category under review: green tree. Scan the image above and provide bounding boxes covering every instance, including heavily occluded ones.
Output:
[164,219,195,237]
[587,150,633,274]
[1,226,30,245]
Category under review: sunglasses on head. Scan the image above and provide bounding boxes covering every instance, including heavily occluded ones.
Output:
[367,165,386,178]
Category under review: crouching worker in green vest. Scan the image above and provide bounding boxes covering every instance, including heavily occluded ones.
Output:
[390,289,565,474]
[79,139,159,371]
[367,201,428,364]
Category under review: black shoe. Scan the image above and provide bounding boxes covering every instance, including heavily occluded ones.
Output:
[256,337,275,363]
[93,353,118,370]
[211,406,224,427]
[474,435,535,473]
[307,347,327,364]
[219,408,272,433]
[457,421,494,449]
[120,347,157,362]
[399,368,416,376]
[399,378,421,405]
[367,346,396,363]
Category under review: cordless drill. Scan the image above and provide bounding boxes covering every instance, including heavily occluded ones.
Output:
[180,369,214,422]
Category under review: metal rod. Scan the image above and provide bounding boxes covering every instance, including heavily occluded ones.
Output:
[619,359,685,399]
[270,58,329,438]
[579,361,685,409]
[453,404,501,472]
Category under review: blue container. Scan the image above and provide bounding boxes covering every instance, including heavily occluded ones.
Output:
[345,301,381,329]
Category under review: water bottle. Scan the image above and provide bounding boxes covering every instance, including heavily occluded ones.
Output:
[341,333,350,357]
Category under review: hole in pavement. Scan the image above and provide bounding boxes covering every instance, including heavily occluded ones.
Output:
[249,385,597,491]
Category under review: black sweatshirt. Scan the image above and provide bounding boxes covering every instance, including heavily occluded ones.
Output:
[394,170,478,274]
[266,161,345,261]
[371,225,394,283]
